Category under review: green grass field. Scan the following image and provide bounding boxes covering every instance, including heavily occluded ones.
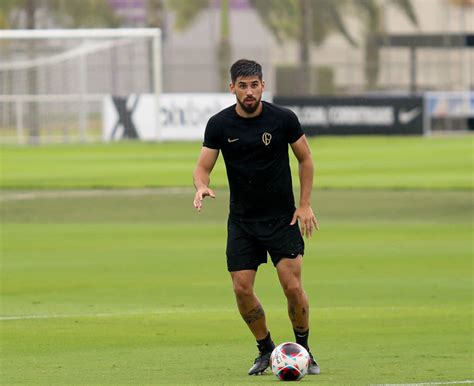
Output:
[1,136,473,385]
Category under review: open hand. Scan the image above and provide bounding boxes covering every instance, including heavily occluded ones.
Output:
[290,206,319,238]
[193,188,216,211]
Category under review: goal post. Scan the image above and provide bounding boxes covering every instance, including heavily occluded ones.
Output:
[0,28,162,144]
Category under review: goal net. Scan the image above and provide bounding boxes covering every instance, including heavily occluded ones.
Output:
[0,29,161,144]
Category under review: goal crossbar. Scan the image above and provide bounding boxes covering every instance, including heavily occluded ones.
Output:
[0,28,161,40]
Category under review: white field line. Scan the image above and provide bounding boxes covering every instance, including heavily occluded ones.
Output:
[0,187,196,202]
[375,381,474,386]
[0,308,236,321]
[1,305,468,321]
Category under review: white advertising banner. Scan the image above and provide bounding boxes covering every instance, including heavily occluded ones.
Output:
[103,93,242,141]
[425,91,474,118]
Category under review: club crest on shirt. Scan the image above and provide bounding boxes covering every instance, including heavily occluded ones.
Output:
[262,132,272,146]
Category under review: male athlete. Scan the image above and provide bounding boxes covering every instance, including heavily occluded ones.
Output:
[193,59,320,376]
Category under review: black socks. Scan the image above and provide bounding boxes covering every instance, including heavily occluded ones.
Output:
[257,331,275,353]
[256,330,310,353]
[294,328,310,351]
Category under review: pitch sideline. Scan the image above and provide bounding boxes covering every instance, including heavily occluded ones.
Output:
[0,308,237,321]
[0,187,196,202]
[375,381,474,386]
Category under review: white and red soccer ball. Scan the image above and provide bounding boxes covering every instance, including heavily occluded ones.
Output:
[270,342,310,381]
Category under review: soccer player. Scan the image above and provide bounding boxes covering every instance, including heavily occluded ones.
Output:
[193,59,320,376]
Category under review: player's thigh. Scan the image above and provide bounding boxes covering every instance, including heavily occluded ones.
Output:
[276,255,303,290]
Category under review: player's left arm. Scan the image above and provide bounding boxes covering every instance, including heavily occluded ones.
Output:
[290,135,319,238]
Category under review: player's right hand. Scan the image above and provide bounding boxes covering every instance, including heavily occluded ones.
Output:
[193,188,216,211]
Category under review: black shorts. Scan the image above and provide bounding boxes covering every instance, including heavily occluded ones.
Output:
[226,215,305,272]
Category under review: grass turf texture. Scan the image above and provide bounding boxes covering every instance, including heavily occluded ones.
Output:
[1,136,473,384]
[1,136,472,190]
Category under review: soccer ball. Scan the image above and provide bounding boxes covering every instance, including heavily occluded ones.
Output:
[270,342,310,381]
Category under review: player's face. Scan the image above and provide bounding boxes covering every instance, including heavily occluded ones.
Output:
[230,76,265,115]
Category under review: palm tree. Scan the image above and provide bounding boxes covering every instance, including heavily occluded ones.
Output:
[251,0,358,94]
[52,1,121,27]
[146,0,166,29]
[0,1,14,28]
[0,0,121,29]
[165,0,231,91]
[164,0,359,93]
[352,0,418,90]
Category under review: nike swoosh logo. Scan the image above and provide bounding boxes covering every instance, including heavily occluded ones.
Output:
[228,138,240,143]
[398,107,421,124]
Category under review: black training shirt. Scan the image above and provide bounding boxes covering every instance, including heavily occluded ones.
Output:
[203,101,304,221]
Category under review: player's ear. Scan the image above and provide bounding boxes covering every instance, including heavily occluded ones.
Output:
[261,80,265,90]
[229,82,235,94]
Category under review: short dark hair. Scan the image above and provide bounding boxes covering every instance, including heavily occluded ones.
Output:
[230,59,262,84]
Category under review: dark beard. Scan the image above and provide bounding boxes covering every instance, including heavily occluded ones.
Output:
[237,96,261,114]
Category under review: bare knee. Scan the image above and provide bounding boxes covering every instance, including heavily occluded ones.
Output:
[282,282,305,301]
[233,282,254,300]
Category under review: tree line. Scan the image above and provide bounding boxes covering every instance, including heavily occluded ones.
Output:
[1,0,418,92]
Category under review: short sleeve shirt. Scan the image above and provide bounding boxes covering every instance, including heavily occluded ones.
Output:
[203,101,304,221]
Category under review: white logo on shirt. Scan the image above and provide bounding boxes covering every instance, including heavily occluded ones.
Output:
[262,132,272,146]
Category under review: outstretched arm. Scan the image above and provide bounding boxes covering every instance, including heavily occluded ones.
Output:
[290,135,319,237]
[193,147,219,211]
